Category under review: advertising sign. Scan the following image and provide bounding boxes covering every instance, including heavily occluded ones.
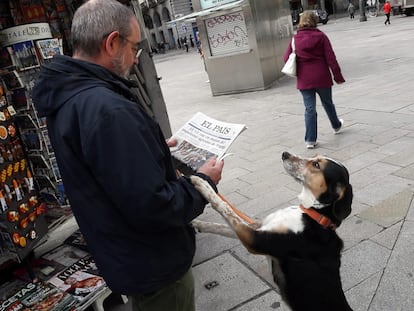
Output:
[200,0,238,10]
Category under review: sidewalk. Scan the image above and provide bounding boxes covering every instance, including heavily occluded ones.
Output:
[108,15,414,311]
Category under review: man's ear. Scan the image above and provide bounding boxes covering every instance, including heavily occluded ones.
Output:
[332,184,353,221]
[104,31,121,57]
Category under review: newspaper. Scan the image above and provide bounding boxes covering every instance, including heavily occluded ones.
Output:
[170,112,246,174]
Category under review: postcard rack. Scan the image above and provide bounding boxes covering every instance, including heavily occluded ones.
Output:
[0,23,69,265]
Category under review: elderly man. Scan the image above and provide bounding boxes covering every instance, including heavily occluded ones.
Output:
[32,1,224,310]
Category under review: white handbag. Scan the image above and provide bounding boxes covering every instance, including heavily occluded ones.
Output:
[281,37,297,77]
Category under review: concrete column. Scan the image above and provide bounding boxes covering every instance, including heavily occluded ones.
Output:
[359,0,367,21]
[320,0,326,11]
[302,0,309,9]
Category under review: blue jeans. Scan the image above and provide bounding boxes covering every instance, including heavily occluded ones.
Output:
[300,88,342,144]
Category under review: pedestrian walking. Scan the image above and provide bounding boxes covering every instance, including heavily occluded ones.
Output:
[189,34,194,48]
[183,36,189,52]
[384,0,391,24]
[31,1,224,310]
[283,10,345,149]
[348,2,355,19]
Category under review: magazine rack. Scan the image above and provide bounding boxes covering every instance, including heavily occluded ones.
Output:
[0,2,158,309]
[0,23,69,265]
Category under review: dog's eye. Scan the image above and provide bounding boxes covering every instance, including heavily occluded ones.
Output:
[312,161,320,169]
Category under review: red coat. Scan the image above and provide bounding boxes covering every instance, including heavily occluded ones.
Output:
[283,28,345,90]
[384,2,391,13]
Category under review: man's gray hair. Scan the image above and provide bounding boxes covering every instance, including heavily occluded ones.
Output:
[71,0,136,57]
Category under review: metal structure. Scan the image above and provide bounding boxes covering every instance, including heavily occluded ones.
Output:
[191,0,293,95]
[131,0,172,137]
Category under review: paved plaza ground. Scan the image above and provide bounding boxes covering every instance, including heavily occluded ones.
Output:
[107,14,414,311]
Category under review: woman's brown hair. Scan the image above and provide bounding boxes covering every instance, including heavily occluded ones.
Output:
[298,10,318,29]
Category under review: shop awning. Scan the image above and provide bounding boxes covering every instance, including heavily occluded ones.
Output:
[167,0,245,24]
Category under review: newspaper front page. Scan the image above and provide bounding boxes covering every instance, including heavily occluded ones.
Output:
[171,112,246,174]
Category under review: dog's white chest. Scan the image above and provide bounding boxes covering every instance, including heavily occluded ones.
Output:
[259,206,304,234]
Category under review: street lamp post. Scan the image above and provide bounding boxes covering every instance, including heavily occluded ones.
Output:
[359,0,367,21]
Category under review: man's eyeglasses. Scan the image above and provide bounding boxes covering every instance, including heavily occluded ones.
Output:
[119,35,142,58]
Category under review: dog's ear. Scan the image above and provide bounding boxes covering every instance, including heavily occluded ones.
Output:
[332,183,353,221]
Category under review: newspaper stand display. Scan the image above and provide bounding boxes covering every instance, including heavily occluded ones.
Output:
[0,3,111,311]
[0,2,161,310]
[0,23,56,265]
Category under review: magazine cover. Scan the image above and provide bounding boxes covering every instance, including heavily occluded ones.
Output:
[11,40,40,70]
[21,282,77,311]
[41,244,89,267]
[36,38,62,59]
[0,71,24,91]
[0,48,13,68]
[170,112,246,174]
[0,280,36,311]
[0,281,77,311]
[47,255,105,302]
[21,130,43,151]
[64,229,88,252]
[10,89,30,111]
[14,114,38,131]
[13,257,66,282]
[49,157,62,182]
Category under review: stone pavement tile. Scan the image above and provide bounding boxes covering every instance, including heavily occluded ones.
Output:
[237,163,287,187]
[345,271,382,311]
[355,175,412,207]
[194,232,239,265]
[368,221,414,311]
[394,165,414,181]
[221,166,251,182]
[341,240,390,291]
[407,197,414,221]
[370,221,402,250]
[374,136,414,156]
[382,147,414,167]
[342,151,388,175]
[370,129,412,148]
[349,200,371,217]
[329,141,379,162]
[193,252,270,311]
[219,174,251,195]
[230,245,275,288]
[358,189,413,227]
[237,180,285,200]
[236,187,298,218]
[337,216,383,250]
[398,104,414,117]
[233,291,291,311]
[393,164,414,181]
[350,161,402,189]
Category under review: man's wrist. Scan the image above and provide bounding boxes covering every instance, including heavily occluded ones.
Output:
[192,172,218,193]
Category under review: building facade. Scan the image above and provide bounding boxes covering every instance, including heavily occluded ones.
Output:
[140,0,197,52]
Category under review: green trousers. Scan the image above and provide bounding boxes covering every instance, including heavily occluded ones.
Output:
[131,268,195,311]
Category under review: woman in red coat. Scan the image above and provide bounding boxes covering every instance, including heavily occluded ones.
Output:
[384,0,391,25]
[283,11,345,149]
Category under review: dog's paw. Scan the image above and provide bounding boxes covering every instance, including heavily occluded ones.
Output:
[190,175,217,202]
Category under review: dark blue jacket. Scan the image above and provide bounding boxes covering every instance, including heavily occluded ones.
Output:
[31,55,208,295]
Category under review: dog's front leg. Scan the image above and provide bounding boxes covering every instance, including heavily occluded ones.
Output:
[191,176,258,252]
[190,175,248,227]
[191,219,237,238]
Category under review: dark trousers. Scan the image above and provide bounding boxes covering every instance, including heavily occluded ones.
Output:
[385,13,390,24]
[131,268,195,311]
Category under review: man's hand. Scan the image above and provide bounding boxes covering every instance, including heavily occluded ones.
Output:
[166,138,177,148]
[197,157,224,185]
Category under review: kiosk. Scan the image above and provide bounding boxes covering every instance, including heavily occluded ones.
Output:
[190,0,293,95]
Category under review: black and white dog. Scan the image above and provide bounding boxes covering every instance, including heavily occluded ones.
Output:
[191,151,353,311]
